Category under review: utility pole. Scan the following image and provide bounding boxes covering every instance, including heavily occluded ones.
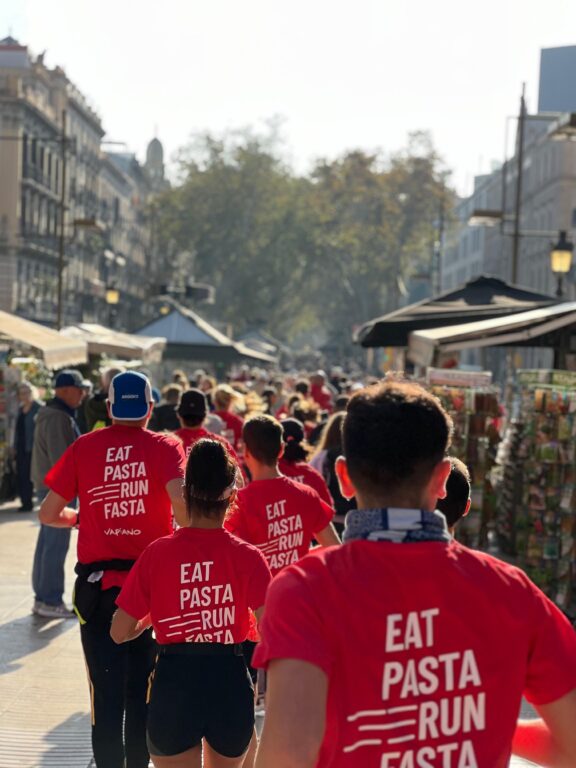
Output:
[511,84,526,285]
[56,109,67,330]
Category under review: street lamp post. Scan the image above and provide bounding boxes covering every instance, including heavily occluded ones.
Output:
[550,231,574,298]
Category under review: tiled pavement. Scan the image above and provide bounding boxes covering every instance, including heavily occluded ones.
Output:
[0,501,541,767]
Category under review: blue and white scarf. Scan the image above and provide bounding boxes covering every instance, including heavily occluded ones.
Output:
[343,508,450,544]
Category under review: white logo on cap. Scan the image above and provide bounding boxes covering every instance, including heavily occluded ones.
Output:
[121,394,140,399]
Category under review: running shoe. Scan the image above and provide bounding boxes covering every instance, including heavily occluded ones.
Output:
[35,601,76,619]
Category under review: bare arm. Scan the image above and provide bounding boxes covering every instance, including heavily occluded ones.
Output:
[166,477,187,527]
[39,491,77,528]
[512,690,576,766]
[110,607,151,644]
[255,659,327,768]
[314,522,341,548]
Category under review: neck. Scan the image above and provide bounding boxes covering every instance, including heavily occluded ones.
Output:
[355,490,434,512]
[188,514,224,530]
[250,463,281,481]
[112,419,147,428]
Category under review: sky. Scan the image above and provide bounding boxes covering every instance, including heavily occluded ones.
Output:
[2,0,576,195]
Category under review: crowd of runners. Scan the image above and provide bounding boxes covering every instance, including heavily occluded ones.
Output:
[30,364,576,767]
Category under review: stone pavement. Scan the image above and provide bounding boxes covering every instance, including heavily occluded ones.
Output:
[0,500,541,767]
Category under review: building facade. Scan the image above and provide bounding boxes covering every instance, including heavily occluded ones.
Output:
[0,36,165,330]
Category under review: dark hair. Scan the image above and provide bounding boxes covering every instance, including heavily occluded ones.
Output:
[343,381,452,494]
[335,395,349,412]
[243,414,283,466]
[184,439,237,519]
[436,457,471,527]
[179,414,205,428]
[295,379,310,396]
[282,418,308,463]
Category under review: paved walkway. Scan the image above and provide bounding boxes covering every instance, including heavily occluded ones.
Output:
[0,501,541,767]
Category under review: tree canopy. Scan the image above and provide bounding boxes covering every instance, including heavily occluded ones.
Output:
[150,126,454,353]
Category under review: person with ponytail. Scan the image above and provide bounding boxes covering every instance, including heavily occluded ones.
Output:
[278,418,333,506]
[111,439,271,768]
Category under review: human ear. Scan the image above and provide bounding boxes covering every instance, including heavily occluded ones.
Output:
[433,459,452,500]
[335,456,356,500]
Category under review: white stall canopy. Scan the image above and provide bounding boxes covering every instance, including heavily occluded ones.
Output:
[0,311,88,369]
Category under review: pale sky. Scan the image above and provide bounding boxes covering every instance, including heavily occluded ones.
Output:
[3,0,576,195]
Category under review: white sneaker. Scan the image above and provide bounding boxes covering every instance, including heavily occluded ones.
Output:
[32,599,42,615]
[35,602,76,619]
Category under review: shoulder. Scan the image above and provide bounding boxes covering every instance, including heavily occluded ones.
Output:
[225,530,267,561]
[449,542,544,597]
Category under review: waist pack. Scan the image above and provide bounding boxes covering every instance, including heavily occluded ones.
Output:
[73,559,135,624]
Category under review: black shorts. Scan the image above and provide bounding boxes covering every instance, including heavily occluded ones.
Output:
[147,653,255,758]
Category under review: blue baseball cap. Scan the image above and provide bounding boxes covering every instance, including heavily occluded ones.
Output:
[54,369,84,389]
[108,371,153,421]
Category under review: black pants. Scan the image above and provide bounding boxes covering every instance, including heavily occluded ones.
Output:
[80,587,156,768]
[16,448,33,509]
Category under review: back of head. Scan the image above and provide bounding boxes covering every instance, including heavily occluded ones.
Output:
[162,383,183,405]
[317,411,345,453]
[102,367,124,392]
[281,418,308,463]
[177,388,207,427]
[108,371,153,423]
[184,438,238,518]
[294,379,310,397]
[343,380,452,496]
[243,414,283,466]
[213,384,236,411]
[436,457,471,528]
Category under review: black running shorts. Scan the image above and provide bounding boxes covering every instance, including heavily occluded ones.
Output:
[146,653,255,758]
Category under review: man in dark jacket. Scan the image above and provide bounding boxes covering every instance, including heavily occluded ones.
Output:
[83,367,123,432]
[31,369,85,618]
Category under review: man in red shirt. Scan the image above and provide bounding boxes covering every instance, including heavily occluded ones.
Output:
[39,371,186,768]
[225,414,340,577]
[175,388,240,462]
[254,381,576,768]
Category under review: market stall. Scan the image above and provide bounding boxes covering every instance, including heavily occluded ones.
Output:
[0,311,88,500]
[425,368,501,549]
[493,370,576,617]
[60,324,166,364]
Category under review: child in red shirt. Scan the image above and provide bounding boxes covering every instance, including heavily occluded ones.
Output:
[111,438,271,768]
[225,414,340,577]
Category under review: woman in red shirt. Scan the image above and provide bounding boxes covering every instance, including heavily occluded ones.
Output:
[278,418,333,506]
[110,439,271,768]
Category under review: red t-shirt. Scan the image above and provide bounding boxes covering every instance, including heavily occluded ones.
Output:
[174,427,238,462]
[215,410,244,449]
[224,476,334,577]
[254,539,576,767]
[45,425,186,589]
[311,384,333,413]
[116,527,271,644]
[279,458,334,506]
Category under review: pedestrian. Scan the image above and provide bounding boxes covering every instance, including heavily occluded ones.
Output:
[148,383,182,432]
[254,380,576,767]
[83,367,123,432]
[38,371,186,768]
[224,414,340,578]
[213,384,245,450]
[279,418,333,505]
[13,381,42,512]
[110,438,271,768]
[309,412,356,533]
[31,369,85,618]
[175,389,239,462]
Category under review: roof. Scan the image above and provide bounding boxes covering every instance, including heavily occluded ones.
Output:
[356,275,558,348]
[0,311,87,368]
[136,304,277,363]
[60,324,166,364]
[408,302,576,367]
